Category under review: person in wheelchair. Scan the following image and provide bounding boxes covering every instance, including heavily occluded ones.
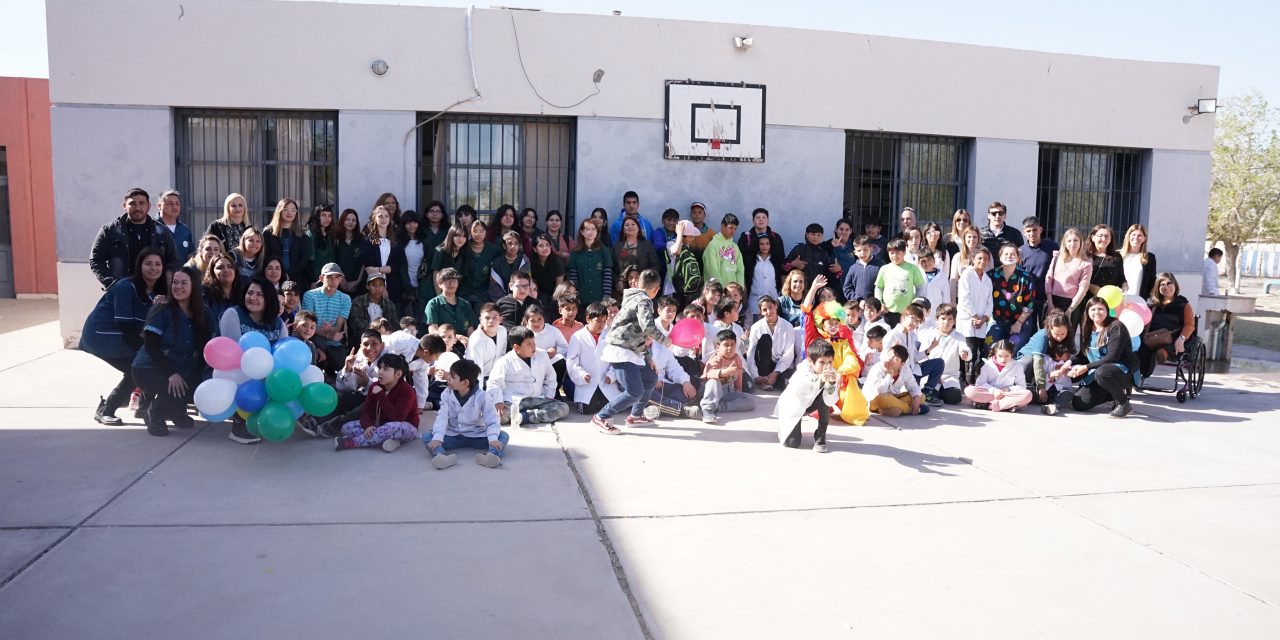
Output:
[1139,272,1195,379]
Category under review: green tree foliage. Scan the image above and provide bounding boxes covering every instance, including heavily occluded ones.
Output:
[1209,92,1280,291]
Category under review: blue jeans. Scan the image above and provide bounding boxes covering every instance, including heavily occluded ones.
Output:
[917,358,945,394]
[597,359,658,420]
[989,319,1036,350]
[424,430,511,457]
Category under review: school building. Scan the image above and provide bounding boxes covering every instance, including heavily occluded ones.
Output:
[46,0,1219,345]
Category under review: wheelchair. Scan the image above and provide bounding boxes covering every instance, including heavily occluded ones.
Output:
[1139,318,1206,403]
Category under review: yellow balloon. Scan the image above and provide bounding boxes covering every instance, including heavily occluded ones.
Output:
[236,409,250,419]
[1097,285,1124,310]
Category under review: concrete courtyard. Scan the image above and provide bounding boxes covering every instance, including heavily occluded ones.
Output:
[1,299,1278,639]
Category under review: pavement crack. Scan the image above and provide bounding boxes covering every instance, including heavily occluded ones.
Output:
[0,422,209,591]
[552,422,655,640]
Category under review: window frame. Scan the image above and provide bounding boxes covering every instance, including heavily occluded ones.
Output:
[843,130,971,235]
[1035,143,1144,243]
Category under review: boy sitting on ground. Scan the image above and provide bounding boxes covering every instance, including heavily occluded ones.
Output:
[880,303,946,406]
[487,326,571,428]
[699,329,757,424]
[745,295,797,391]
[915,303,971,405]
[334,353,419,453]
[865,344,929,417]
[425,359,508,469]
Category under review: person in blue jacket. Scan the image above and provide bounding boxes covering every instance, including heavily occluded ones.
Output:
[81,248,167,426]
[609,191,654,244]
[132,266,214,436]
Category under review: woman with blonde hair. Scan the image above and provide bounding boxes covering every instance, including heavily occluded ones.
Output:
[372,192,400,224]
[945,208,973,261]
[185,234,227,274]
[1045,227,1094,329]
[206,192,249,254]
[1119,223,1158,299]
[262,197,314,284]
[949,226,982,301]
[232,226,266,280]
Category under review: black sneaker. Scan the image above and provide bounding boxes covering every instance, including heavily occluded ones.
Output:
[1109,402,1133,419]
[144,407,169,437]
[924,392,943,408]
[94,397,123,426]
[783,434,801,449]
[229,417,261,444]
[173,412,195,429]
[971,402,990,410]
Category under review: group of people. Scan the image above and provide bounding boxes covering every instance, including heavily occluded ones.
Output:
[80,186,1208,461]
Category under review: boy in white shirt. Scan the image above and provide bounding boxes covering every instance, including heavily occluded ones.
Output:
[464,303,508,384]
[566,302,618,415]
[776,339,841,452]
[487,326,571,427]
[425,359,507,469]
[703,298,747,361]
[745,295,797,391]
[643,342,701,419]
[860,325,886,382]
[919,251,951,322]
[864,344,929,418]
[523,306,569,400]
[879,303,945,407]
[916,303,971,405]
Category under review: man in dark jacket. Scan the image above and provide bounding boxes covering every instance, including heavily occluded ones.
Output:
[979,201,1024,255]
[89,187,180,289]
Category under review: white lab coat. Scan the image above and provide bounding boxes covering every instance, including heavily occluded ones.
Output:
[486,349,558,405]
[532,324,569,364]
[566,327,622,404]
[956,267,993,339]
[917,328,970,390]
[775,360,840,442]
[922,270,951,319]
[973,358,1026,392]
[863,362,922,398]
[464,326,508,379]
[702,321,746,362]
[744,317,797,378]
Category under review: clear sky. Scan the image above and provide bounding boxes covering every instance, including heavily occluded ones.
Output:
[3,0,1276,106]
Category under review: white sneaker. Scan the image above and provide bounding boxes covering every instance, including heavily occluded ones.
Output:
[476,452,502,468]
[813,440,829,453]
[381,439,401,453]
[509,396,524,429]
[431,453,457,470]
[702,411,717,424]
[680,405,701,420]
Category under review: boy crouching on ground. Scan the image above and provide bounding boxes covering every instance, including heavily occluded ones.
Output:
[425,359,508,469]
[776,339,840,452]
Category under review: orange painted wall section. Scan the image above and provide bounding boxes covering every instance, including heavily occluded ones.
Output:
[0,77,57,294]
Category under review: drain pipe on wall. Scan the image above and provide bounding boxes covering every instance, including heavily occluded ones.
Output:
[402,4,483,202]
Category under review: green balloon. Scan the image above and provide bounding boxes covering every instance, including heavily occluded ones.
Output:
[246,412,261,437]
[298,382,338,417]
[264,368,303,403]
[258,402,294,442]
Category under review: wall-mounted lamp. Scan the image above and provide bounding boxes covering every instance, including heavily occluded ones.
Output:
[733,36,754,51]
[1183,97,1217,123]
[371,59,390,76]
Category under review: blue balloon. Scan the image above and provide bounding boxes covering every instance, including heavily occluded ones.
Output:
[1131,336,1141,351]
[234,379,269,414]
[272,338,313,374]
[286,400,305,419]
[272,337,300,354]
[201,406,237,423]
[238,331,271,353]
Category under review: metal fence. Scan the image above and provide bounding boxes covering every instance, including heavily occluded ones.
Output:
[417,113,575,226]
[1035,143,1143,243]
[175,109,338,233]
[844,131,970,235]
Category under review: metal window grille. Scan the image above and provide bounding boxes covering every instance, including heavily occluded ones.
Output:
[1035,144,1143,242]
[417,113,575,226]
[176,109,338,233]
[844,131,970,235]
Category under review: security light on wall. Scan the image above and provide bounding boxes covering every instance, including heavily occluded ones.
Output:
[371,59,390,76]
[1183,97,1217,123]
[734,36,753,50]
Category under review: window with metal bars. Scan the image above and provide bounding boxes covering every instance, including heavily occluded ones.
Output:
[1035,144,1143,243]
[417,113,575,226]
[843,131,970,235]
[175,109,338,233]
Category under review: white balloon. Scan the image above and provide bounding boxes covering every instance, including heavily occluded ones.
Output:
[212,367,249,385]
[1118,310,1144,340]
[299,365,324,387]
[241,347,275,380]
[193,378,237,415]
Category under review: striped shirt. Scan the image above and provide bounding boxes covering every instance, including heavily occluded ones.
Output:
[301,287,352,341]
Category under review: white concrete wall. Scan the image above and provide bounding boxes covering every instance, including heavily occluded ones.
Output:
[46,0,1218,152]
[51,105,173,345]
[337,110,419,217]
[1140,148,1213,295]
[968,138,1040,223]
[575,118,844,244]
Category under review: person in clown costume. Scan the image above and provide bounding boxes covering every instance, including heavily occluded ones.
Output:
[800,275,869,425]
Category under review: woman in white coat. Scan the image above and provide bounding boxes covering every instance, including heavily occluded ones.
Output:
[775,339,841,452]
[956,246,994,386]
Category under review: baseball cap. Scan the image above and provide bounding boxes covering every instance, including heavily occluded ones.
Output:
[367,272,386,283]
[690,201,706,210]
[320,262,343,276]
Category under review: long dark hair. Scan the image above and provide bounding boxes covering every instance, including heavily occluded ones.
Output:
[241,276,281,325]
[306,204,335,245]
[336,209,361,243]
[396,211,428,245]
[203,253,243,306]
[151,266,212,356]
[129,246,169,299]
[1042,309,1074,352]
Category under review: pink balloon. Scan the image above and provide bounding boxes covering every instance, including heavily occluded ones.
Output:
[669,318,705,349]
[203,336,244,371]
[1129,301,1153,325]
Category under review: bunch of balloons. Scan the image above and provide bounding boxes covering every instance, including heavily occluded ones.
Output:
[1096,285,1151,350]
[193,333,339,442]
